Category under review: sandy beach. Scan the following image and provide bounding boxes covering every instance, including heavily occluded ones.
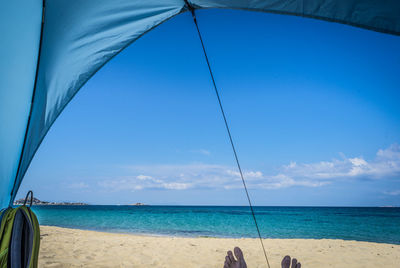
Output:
[39,225,400,268]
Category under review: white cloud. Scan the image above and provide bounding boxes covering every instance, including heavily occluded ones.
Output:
[66,182,89,189]
[98,163,326,192]
[256,174,330,189]
[384,190,400,196]
[282,143,400,180]
[162,182,191,190]
[98,144,400,192]
[136,175,153,180]
[191,149,211,155]
[99,164,233,191]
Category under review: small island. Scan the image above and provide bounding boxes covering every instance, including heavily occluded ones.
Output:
[13,197,88,206]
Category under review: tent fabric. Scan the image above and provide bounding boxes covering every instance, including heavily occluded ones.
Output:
[1,0,399,208]
[191,0,400,36]
[4,0,186,209]
[0,0,43,208]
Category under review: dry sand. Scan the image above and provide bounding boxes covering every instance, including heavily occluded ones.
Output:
[39,226,400,268]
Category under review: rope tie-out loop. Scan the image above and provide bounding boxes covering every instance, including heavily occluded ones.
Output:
[23,190,34,207]
[183,1,271,267]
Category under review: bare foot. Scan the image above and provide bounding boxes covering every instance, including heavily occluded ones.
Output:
[281,255,301,268]
[223,247,247,268]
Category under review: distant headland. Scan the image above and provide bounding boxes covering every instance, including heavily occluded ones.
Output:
[13,197,88,206]
[13,198,149,206]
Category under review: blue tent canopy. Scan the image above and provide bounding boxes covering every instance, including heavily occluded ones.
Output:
[1,0,399,208]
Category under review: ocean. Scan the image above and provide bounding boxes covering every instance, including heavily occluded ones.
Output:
[31,206,400,244]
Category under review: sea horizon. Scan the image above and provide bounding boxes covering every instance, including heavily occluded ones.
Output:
[24,203,399,207]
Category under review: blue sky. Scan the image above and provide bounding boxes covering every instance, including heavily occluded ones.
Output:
[17,9,400,206]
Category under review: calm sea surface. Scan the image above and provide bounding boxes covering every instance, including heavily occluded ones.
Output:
[31,206,400,244]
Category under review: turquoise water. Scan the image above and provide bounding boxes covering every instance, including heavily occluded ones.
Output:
[31,206,400,244]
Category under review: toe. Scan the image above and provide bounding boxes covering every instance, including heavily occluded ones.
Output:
[227,251,235,262]
[291,258,298,268]
[281,255,291,268]
[234,247,244,260]
[224,256,230,268]
[234,247,247,267]
[225,256,232,265]
[296,262,301,268]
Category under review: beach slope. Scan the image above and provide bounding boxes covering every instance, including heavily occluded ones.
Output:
[39,226,400,268]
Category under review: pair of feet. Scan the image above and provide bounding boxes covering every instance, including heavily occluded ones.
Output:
[281,255,301,268]
[223,247,301,268]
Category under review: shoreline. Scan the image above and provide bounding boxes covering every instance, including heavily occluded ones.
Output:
[39,225,400,245]
[29,204,399,207]
[39,225,400,267]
